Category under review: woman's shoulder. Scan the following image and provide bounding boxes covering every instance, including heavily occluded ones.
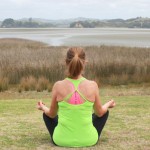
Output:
[52,79,68,90]
[85,79,98,85]
[82,79,98,88]
[53,80,65,87]
[82,78,97,86]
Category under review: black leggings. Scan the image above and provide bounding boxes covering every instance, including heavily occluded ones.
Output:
[43,111,109,144]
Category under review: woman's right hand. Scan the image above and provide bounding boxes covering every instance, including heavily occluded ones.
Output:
[37,100,45,111]
[108,99,116,108]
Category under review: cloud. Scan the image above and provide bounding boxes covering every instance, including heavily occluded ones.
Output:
[0,0,149,20]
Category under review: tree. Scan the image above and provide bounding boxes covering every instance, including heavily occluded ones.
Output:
[29,18,32,22]
[1,18,15,28]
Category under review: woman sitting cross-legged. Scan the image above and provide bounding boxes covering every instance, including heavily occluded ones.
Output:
[37,47,116,147]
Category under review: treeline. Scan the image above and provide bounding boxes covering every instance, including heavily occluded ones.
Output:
[70,21,95,28]
[1,17,150,28]
[70,17,150,28]
[0,18,54,28]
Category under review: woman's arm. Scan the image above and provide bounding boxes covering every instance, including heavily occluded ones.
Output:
[37,83,58,118]
[93,82,116,117]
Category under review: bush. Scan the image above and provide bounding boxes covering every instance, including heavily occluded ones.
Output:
[20,77,30,91]
[37,77,49,91]
[28,76,37,90]
[19,76,37,91]
[36,83,43,92]
[0,77,9,92]
[47,83,53,92]
[18,85,22,93]
[19,76,50,92]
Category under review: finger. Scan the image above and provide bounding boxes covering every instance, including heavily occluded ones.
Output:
[38,101,43,106]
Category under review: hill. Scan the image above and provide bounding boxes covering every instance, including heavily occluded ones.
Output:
[1,17,150,28]
[70,17,150,28]
[18,17,99,27]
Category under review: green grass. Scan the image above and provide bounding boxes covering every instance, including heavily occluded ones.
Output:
[0,94,150,150]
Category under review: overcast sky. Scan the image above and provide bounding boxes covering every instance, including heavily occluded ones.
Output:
[0,0,150,21]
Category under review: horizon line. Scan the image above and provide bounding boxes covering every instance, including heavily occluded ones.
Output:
[0,16,149,21]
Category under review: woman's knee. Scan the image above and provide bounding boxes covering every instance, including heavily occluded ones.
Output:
[43,113,51,122]
[105,110,109,117]
[43,112,47,119]
[102,110,109,120]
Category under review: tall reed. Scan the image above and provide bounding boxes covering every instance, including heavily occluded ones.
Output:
[0,38,150,91]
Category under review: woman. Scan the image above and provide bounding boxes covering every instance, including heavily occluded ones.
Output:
[37,47,116,147]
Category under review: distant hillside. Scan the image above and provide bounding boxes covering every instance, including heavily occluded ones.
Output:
[1,17,150,28]
[70,17,150,28]
[0,18,55,28]
[18,17,98,27]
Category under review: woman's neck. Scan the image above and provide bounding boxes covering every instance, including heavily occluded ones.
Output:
[70,74,83,79]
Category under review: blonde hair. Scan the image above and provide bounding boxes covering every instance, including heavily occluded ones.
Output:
[66,47,85,78]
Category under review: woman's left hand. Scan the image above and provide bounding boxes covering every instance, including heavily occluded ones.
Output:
[108,99,116,108]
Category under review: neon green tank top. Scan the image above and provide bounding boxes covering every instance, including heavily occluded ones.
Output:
[53,77,98,147]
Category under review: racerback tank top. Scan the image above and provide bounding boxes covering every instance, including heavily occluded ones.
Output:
[67,77,85,104]
[53,77,98,147]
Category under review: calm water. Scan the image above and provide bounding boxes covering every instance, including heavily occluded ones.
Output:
[0,28,150,47]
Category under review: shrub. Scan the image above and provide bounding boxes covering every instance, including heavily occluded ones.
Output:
[27,76,37,90]
[36,83,43,92]
[20,77,30,91]
[0,77,9,92]
[19,76,37,91]
[18,85,22,93]
[37,77,49,91]
[47,83,53,92]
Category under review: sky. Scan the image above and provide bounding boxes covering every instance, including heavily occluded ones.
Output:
[0,0,150,21]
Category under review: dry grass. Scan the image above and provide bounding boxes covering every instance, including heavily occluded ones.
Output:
[0,38,150,92]
[0,38,65,85]
[85,45,150,85]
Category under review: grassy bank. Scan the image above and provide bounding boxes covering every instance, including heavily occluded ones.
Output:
[0,38,150,91]
[0,95,150,150]
[0,38,149,150]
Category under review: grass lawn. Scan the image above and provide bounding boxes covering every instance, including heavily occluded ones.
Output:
[0,88,150,150]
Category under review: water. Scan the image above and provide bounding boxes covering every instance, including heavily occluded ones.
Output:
[0,28,150,47]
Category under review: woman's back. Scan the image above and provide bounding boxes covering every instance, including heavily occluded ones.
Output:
[53,77,98,147]
[55,77,97,104]
[37,47,115,148]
